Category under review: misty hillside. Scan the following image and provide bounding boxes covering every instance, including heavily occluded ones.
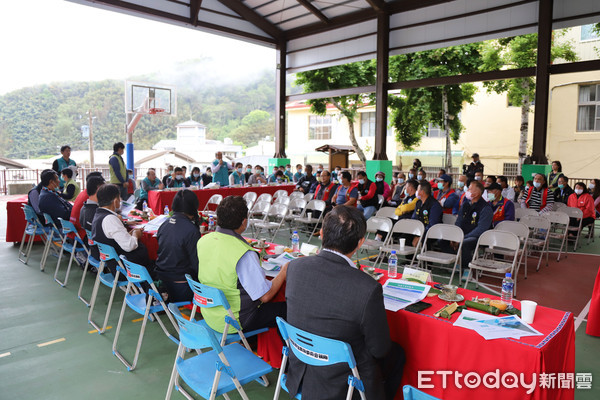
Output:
[0,59,281,159]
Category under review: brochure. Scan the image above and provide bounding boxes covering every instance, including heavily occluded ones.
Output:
[454,310,542,340]
[382,279,430,312]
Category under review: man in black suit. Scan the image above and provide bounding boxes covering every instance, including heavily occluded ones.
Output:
[285,206,405,400]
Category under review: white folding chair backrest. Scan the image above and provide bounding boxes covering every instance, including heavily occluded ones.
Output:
[243,191,257,205]
[203,194,223,211]
[288,198,306,213]
[442,214,457,225]
[289,191,304,200]
[268,203,289,218]
[544,211,570,227]
[554,202,566,210]
[273,190,288,200]
[256,193,273,204]
[494,221,530,241]
[476,230,520,252]
[304,193,314,202]
[250,200,271,216]
[515,208,538,221]
[274,196,291,206]
[366,217,393,235]
[302,199,326,215]
[392,219,425,237]
[376,207,398,220]
[423,223,463,243]
[521,215,551,231]
[377,194,384,208]
[558,206,583,219]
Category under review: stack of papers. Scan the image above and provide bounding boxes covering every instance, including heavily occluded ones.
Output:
[142,214,169,232]
[454,310,542,340]
[382,279,430,312]
[261,252,297,277]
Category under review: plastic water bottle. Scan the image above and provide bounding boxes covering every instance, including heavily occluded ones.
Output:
[291,231,300,253]
[142,201,148,213]
[501,273,514,307]
[208,216,215,232]
[164,205,169,215]
[388,251,398,278]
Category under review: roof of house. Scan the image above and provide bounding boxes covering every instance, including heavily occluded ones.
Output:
[137,150,196,165]
[0,157,28,169]
[315,144,356,154]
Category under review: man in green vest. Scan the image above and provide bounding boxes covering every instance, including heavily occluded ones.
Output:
[211,151,231,187]
[109,142,129,200]
[196,196,287,334]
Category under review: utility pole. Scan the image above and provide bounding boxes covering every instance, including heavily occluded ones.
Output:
[87,110,95,168]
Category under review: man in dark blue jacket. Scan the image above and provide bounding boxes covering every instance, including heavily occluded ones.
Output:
[38,170,73,229]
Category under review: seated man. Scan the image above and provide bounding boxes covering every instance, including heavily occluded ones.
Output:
[28,170,53,221]
[521,173,554,214]
[156,190,202,303]
[137,168,164,210]
[416,169,426,182]
[79,176,105,261]
[293,164,304,183]
[394,179,418,219]
[410,180,442,247]
[91,184,153,276]
[332,171,358,207]
[38,169,73,229]
[228,162,246,186]
[247,165,267,185]
[453,180,493,280]
[267,166,279,183]
[295,164,316,194]
[435,174,459,215]
[313,170,338,215]
[498,175,515,202]
[386,172,405,207]
[356,171,379,219]
[60,167,80,202]
[284,164,294,182]
[274,170,290,184]
[553,175,574,205]
[196,196,287,333]
[166,167,190,188]
[285,206,405,399]
[487,182,515,227]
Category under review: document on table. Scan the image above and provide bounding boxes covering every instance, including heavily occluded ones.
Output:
[382,279,430,312]
[142,214,169,232]
[454,310,542,340]
[261,252,297,277]
[119,201,136,218]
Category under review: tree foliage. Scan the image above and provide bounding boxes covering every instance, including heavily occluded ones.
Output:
[388,44,481,150]
[0,61,277,159]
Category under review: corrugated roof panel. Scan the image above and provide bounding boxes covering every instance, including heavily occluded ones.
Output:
[196,9,273,38]
[278,14,321,31]
[201,0,242,17]
[125,0,189,18]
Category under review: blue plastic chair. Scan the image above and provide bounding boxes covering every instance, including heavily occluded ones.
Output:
[40,213,65,272]
[54,218,88,287]
[87,242,128,334]
[77,229,101,307]
[18,205,51,265]
[112,257,187,371]
[273,317,367,400]
[403,385,441,400]
[165,303,273,400]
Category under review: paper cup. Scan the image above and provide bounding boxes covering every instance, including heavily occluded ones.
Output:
[307,212,312,220]
[521,300,538,324]
[399,238,406,250]
[274,245,285,254]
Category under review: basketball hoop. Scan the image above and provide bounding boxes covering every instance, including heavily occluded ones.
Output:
[148,108,165,115]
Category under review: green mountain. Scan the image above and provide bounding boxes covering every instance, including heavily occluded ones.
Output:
[0,59,277,159]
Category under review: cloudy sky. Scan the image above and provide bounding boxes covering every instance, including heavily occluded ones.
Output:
[0,0,275,95]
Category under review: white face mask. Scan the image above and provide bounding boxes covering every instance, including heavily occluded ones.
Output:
[358,179,365,185]
[589,183,595,190]
[575,188,584,195]
[417,175,423,180]
[398,178,404,184]
[408,173,414,179]
[458,181,465,188]
[533,181,542,189]
[376,177,383,182]
[465,190,473,200]
[474,176,482,181]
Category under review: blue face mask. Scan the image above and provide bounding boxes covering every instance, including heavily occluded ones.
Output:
[193,173,200,178]
[558,184,564,189]
[437,182,444,190]
[458,181,465,188]
[237,168,243,174]
[176,175,183,180]
[408,173,414,179]
[129,174,134,180]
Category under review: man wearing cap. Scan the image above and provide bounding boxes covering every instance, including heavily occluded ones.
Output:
[411,181,442,246]
[487,182,515,227]
[465,153,484,181]
[435,174,459,215]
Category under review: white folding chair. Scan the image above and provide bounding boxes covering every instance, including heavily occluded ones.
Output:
[515,208,538,221]
[294,200,326,242]
[274,196,290,206]
[375,219,425,269]
[377,194,385,209]
[464,230,520,296]
[520,215,550,272]
[558,206,585,251]
[494,221,530,288]
[554,202,566,210]
[416,224,464,284]
[303,193,314,203]
[543,211,570,261]
[273,189,288,200]
[254,204,289,242]
[242,191,257,207]
[375,206,399,220]
[284,198,307,232]
[289,191,304,200]
[202,194,223,217]
[256,193,273,204]
[359,217,393,263]
[442,213,457,224]
[247,200,271,237]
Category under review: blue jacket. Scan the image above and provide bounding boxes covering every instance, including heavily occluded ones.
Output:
[39,187,73,228]
[455,197,493,239]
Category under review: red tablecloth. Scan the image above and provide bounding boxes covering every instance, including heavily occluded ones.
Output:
[257,269,575,400]
[147,185,295,214]
[586,266,600,337]
[5,195,34,243]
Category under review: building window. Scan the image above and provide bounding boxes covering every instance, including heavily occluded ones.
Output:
[578,84,600,131]
[426,123,444,138]
[308,115,332,140]
[503,163,519,176]
[581,24,600,41]
[360,112,376,137]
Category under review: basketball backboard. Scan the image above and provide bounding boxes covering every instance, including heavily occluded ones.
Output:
[125,81,177,116]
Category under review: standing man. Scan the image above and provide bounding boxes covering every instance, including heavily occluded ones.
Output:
[465,153,484,181]
[285,206,405,399]
[52,145,76,189]
[108,142,129,200]
[211,151,230,187]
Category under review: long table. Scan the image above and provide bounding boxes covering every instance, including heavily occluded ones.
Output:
[147,184,295,214]
[5,195,32,243]
[257,269,575,400]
